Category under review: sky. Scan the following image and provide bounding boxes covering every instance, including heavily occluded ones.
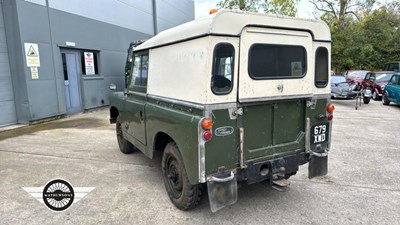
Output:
[194,0,315,19]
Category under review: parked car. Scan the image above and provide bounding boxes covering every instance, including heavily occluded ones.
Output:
[331,75,357,98]
[345,70,369,85]
[382,73,400,105]
[382,61,400,72]
[361,71,394,100]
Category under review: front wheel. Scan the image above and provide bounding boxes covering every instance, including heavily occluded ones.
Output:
[363,97,370,104]
[382,93,390,105]
[162,142,201,210]
[116,115,134,154]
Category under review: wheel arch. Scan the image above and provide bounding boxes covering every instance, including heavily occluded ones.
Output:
[110,106,119,123]
[151,130,200,185]
[153,132,174,153]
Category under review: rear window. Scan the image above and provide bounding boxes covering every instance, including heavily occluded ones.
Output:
[376,73,394,82]
[248,44,306,79]
[347,71,368,78]
[331,76,346,84]
[315,47,329,88]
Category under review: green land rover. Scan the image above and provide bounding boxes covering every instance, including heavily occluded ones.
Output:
[109,10,334,212]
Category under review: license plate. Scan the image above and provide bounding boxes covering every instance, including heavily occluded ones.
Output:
[311,124,329,144]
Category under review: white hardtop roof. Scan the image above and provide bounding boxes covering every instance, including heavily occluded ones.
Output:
[135,10,331,51]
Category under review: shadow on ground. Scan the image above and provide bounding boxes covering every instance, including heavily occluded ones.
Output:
[0,117,109,141]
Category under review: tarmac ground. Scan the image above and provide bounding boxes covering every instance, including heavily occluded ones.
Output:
[1,98,400,225]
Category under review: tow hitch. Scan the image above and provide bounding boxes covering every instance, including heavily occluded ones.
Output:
[271,166,290,192]
[272,179,290,191]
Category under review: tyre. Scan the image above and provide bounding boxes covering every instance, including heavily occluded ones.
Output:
[116,115,134,154]
[372,91,379,101]
[162,142,201,210]
[382,93,390,105]
[363,97,370,104]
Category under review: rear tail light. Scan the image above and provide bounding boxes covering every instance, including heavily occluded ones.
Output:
[200,118,213,141]
[327,103,335,113]
[203,131,212,141]
[326,103,334,121]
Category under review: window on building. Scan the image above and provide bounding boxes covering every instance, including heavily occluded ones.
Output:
[211,43,234,95]
[80,51,99,75]
[130,51,149,87]
[248,44,306,79]
[61,53,68,80]
[315,47,329,88]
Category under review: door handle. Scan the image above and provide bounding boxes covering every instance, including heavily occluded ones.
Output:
[139,110,144,121]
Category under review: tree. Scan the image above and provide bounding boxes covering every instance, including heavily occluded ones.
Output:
[217,0,299,16]
[264,0,299,16]
[361,5,400,69]
[309,0,376,28]
[217,0,262,12]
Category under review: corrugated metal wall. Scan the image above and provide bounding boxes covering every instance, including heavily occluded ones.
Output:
[0,2,17,127]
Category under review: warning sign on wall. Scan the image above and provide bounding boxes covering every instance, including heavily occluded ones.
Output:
[84,52,95,75]
[31,67,39,79]
[24,43,40,67]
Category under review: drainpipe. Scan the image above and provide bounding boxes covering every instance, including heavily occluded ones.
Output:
[45,0,63,114]
[152,0,158,35]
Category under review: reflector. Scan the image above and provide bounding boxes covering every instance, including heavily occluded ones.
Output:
[203,131,212,141]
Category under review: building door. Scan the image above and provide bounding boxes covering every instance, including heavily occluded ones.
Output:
[0,2,17,127]
[61,50,83,114]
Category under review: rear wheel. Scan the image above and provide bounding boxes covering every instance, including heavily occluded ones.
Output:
[382,93,390,105]
[162,142,201,210]
[116,115,134,154]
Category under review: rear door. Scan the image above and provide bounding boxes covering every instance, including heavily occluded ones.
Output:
[238,27,313,161]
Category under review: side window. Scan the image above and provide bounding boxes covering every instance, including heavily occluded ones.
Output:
[130,51,149,88]
[211,43,234,95]
[394,64,399,72]
[383,64,388,71]
[248,44,306,79]
[365,73,370,80]
[315,47,329,88]
[370,73,376,81]
[390,76,399,85]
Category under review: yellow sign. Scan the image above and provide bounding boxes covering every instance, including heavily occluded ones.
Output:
[24,43,41,67]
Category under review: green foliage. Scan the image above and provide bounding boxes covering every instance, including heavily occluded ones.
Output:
[217,0,299,16]
[264,0,299,17]
[217,0,261,12]
[314,0,400,72]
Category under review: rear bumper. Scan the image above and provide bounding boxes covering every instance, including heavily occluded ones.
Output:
[235,152,308,184]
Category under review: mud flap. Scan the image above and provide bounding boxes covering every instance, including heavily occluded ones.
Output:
[308,155,328,179]
[207,171,237,213]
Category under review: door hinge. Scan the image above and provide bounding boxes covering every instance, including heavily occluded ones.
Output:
[228,107,243,119]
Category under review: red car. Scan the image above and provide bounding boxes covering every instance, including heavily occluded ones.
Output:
[345,70,369,85]
[361,71,395,100]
